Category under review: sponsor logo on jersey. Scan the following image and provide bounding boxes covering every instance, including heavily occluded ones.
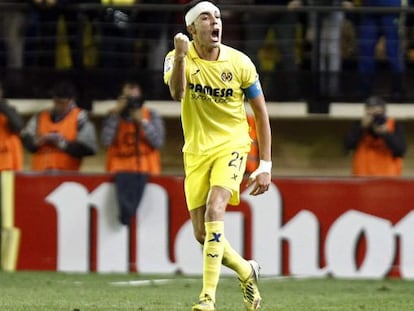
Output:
[189,83,233,97]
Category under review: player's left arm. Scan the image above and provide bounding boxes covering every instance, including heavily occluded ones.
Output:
[245,85,272,196]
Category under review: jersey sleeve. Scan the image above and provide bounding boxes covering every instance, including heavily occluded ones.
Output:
[163,50,175,85]
[240,54,259,90]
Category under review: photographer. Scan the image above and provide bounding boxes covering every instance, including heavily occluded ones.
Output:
[0,81,24,171]
[21,81,98,171]
[101,81,165,174]
[344,96,406,176]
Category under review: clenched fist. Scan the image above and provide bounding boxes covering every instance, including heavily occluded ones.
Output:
[174,33,190,59]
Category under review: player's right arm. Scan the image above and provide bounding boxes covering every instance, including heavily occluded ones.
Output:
[168,33,189,101]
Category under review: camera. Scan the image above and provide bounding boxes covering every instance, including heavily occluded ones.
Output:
[126,96,144,110]
[372,114,386,126]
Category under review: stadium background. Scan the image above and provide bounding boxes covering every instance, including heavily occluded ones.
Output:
[2,2,414,278]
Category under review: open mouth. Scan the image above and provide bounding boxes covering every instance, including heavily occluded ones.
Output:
[211,29,220,41]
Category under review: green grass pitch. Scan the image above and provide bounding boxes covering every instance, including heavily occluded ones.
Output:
[1,271,413,310]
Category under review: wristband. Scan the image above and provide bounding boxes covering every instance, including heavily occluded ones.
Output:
[249,160,272,179]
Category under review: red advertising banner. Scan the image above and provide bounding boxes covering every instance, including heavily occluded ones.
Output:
[11,173,414,279]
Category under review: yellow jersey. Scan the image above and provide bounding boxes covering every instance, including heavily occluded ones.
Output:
[164,42,259,155]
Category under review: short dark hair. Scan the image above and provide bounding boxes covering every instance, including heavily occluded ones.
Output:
[122,80,141,90]
[51,81,76,99]
[365,96,386,108]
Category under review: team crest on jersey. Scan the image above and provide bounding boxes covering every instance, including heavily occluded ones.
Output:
[221,71,233,82]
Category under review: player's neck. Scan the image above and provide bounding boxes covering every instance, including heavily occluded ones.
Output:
[194,42,220,61]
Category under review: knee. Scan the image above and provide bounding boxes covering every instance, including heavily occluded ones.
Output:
[205,195,228,221]
[205,201,228,221]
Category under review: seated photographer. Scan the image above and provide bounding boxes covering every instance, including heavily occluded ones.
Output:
[344,96,407,176]
[21,81,98,171]
[101,81,165,174]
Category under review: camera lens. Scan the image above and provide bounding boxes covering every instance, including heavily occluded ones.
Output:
[127,96,144,109]
[373,114,386,125]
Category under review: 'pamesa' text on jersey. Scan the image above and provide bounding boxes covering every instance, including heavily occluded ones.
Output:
[189,83,233,103]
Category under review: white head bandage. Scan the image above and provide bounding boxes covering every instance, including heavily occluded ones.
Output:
[185,1,220,26]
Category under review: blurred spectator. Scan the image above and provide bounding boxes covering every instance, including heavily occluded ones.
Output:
[55,0,83,69]
[170,0,191,46]
[21,81,98,171]
[99,0,137,67]
[98,0,172,69]
[101,81,165,174]
[244,0,303,99]
[405,0,414,62]
[137,0,172,70]
[25,0,60,67]
[214,0,251,51]
[344,96,406,176]
[77,0,101,68]
[0,0,26,68]
[25,0,81,68]
[355,0,405,98]
[0,81,24,171]
[306,0,353,96]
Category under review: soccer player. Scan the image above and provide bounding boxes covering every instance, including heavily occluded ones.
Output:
[163,1,272,310]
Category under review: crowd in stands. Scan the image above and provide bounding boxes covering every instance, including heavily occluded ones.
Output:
[0,1,413,100]
[0,0,176,70]
[0,0,414,100]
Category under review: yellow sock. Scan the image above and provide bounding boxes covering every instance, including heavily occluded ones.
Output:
[201,221,225,302]
[222,238,251,281]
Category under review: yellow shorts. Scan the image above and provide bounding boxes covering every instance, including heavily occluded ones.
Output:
[183,146,249,210]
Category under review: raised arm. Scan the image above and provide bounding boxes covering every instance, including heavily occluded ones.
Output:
[168,33,189,101]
